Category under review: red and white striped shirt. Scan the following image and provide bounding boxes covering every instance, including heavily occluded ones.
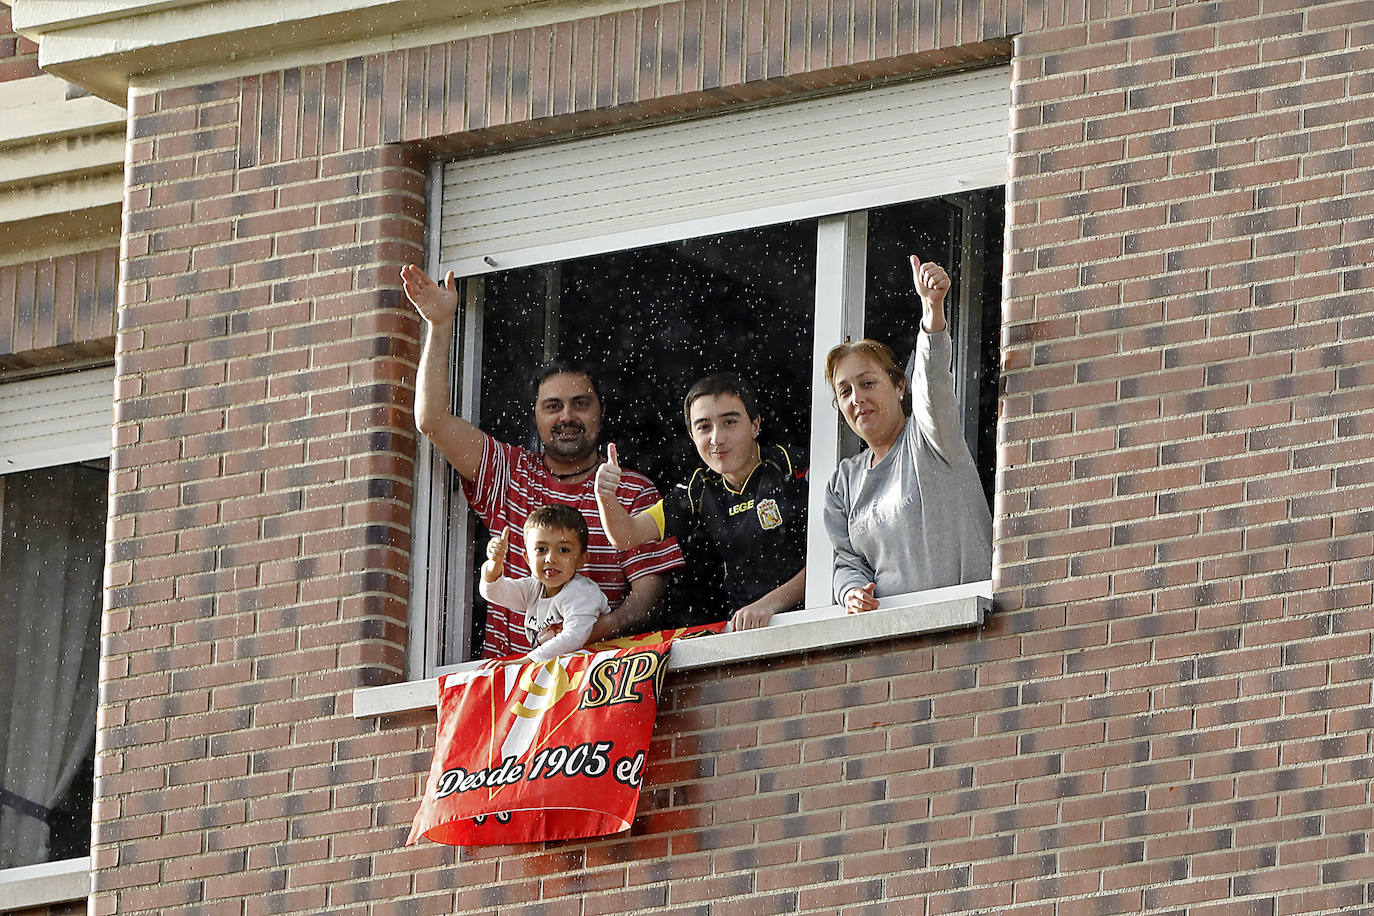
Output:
[462,436,684,659]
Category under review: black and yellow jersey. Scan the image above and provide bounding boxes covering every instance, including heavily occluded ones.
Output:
[647,444,808,611]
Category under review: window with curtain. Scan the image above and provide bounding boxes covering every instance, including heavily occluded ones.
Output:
[0,459,106,869]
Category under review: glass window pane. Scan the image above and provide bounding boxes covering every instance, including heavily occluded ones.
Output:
[0,460,106,869]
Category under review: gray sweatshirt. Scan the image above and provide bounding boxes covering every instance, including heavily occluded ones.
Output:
[824,328,993,603]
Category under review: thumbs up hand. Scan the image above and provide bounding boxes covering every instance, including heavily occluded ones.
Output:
[487,526,511,565]
[482,526,511,583]
[596,443,649,552]
[910,255,950,334]
[596,442,623,500]
[909,256,950,305]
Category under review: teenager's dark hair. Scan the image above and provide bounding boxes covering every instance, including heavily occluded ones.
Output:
[682,372,760,428]
[524,504,590,551]
[530,360,604,406]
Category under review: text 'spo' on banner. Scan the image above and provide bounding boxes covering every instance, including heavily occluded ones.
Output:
[407,624,724,846]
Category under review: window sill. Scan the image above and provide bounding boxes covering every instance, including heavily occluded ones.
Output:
[0,856,90,908]
[353,581,991,719]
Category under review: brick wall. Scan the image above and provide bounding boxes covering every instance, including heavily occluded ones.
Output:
[994,3,1374,914]
[97,72,427,912]
[0,247,119,370]
[91,0,1374,914]
[0,6,42,83]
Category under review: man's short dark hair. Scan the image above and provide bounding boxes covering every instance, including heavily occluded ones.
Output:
[524,504,590,551]
[531,360,603,406]
[682,372,760,428]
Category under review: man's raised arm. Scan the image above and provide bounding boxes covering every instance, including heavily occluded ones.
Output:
[403,264,487,482]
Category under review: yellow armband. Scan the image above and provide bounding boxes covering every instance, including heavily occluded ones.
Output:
[644,500,667,540]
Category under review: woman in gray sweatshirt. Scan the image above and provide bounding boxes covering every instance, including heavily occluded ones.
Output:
[822,257,993,613]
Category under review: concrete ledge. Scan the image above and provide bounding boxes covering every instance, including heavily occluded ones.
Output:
[0,133,126,187]
[353,581,991,718]
[0,856,90,909]
[0,173,125,243]
[11,0,565,102]
[0,71,126,251]
[12,0,203,32]
[669,592,987,671]
[0,204,122,267]
[0,75,126,148]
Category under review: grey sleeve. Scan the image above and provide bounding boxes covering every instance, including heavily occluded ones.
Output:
[824,471,875,604]
[910,328,968,466]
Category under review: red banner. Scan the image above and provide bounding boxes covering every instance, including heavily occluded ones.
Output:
[407,623,724,847]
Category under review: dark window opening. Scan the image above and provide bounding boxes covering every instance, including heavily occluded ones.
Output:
[442,188,1003,663]
[0,459,106,870]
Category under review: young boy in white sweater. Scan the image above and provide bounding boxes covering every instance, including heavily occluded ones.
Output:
[479,504,611,665]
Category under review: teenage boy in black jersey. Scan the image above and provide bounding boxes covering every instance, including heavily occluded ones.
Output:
[595,373,807,631]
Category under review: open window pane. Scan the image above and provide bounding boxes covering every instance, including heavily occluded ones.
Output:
[462,221,818,651]
[863,190,1004,505]
[426,192,1005,665]
[480,220,819,485]
[416,67,1010,671]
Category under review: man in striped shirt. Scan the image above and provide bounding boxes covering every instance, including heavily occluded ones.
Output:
[404,264,684,659]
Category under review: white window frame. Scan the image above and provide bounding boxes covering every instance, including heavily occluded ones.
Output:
[0,365,112,907]
[404,197,999,678]
[390,69,1007,705]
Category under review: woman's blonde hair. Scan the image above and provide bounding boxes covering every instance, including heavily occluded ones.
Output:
[824,339,912,417]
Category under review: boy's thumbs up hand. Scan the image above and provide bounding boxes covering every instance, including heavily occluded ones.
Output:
[595,443,622,500]
[487,525,510,566]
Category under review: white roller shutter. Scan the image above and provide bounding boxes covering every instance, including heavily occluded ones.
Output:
[0,367,114,473]
[440,66,1010,276]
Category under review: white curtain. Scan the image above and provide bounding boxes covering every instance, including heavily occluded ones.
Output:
[0,463,105,869]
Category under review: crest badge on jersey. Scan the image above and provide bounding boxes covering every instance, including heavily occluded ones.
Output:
[756,498,783,530]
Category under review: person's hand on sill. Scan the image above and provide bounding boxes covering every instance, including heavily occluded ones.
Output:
[729,601,776,631]
[725,566,805,631]
[843,582,880,614]
[479,657,526,670]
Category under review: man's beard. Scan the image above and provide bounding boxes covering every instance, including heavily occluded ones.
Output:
[544,422,596,462]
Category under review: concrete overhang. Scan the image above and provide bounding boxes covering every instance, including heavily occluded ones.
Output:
[0,71,124,260]
[5,0,569,103]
